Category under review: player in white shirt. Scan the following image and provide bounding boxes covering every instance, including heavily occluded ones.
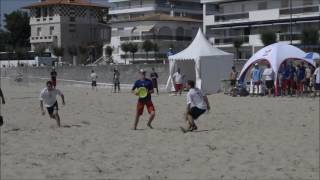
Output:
[40,81,65,127]
[172,68,185,96]
[90,70,98,91]
[180,80,211,133]
[262,64,274,97]
[313,63,320,97]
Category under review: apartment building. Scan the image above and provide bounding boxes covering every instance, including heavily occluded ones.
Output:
[202,0,320,59]
[23,0,110,64]
[103,0,205,64]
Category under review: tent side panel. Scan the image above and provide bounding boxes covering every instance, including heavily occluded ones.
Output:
[200,55,233,94]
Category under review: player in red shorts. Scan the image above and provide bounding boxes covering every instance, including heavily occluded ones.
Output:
[131,69,155,130]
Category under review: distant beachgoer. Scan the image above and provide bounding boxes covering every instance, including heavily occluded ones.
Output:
[40,81,65,127]
[280,62,290,96]
[263,64,274,97]
[50,68,57,88]
[172,68,184,96]
[250,63,262,96]
[304,65,313,94]
[288,63,297,96]
[0,88,5,126]
[90,70,98,91]
[180,80,210,133]
[296,64,305,96]
[313,63,320,97]
[131,69,155,130]
[150,68,159,95]
[229,66,238,97]
[0,88,5,104]
[113,68,120,93]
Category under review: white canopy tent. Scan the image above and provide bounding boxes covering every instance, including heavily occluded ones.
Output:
[239,42,315,94]
[166,29,233,94]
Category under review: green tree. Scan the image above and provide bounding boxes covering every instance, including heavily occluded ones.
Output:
[52,46,64,63]
[15,47,27,60]
[128,42,138,63]
[4,11,30,48]
[301,28,319,51]
[233,39,243,61]
[0,30,10,51]
[142,40,153,60]
[260,31,277,46]
[120,42,130,64]
[34,45,46,57]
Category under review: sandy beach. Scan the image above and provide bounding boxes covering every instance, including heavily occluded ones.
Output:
[0,78,319,180]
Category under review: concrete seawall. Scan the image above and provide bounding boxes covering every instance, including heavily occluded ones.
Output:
[1,64,170,85]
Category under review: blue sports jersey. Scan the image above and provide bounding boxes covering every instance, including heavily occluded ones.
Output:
[251,68,261,82]
[132,79,153,102]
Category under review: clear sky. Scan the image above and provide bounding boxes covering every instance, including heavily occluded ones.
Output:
[0,0,109,29]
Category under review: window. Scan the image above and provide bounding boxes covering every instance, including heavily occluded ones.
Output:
[49,26,54,35]
[48,7,54,16]
[70,17,76,22]
[303,0,313,5]
[37,27,42,36]
[258,1,267,10]
[35,8,41,18]
[281,0,289,8]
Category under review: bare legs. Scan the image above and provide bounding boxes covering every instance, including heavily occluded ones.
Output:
[50,111,61,127]
[133,111,155,130]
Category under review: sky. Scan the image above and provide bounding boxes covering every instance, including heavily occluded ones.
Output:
[0,0,109,29]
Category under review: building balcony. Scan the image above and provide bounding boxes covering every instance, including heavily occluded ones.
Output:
[214,35,249,45]
[30,16,60,25]
[119,35,192,41]
[30,36,57,43]
[204,5,319,25]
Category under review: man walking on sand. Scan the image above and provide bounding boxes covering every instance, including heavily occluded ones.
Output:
[40,81,65,127]
[90,70,98,91]
[250,63,262,96]
[173,68,184,95]
[181,80,210,133]
[113,68,120,93]
[132,69,155,130]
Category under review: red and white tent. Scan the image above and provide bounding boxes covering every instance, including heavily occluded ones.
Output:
[239,42,315,94]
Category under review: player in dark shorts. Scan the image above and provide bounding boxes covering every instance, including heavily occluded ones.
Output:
[40,81,65,127]
[181,80,210,133]
[229,66,238,96]
[50,68,57,88]
[132,69,155,130]
[150,68,159,94]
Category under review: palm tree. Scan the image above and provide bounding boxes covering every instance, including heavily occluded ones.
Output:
[233,39,243,61]
[78,45,88,64]
[52,46,64,63]
[120,42,130,64]
[128,42,138,63]
[301,28,319,51]
[105,46,113,62]
[142,40,153,61]
[260,31,277,46]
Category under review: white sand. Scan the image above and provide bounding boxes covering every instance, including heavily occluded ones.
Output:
[1,79,319,180]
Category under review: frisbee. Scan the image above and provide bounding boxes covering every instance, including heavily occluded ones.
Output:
[134,87,148,98]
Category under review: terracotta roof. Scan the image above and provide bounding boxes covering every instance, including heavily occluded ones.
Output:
[23,0,109,9]
[113,13,202,23]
